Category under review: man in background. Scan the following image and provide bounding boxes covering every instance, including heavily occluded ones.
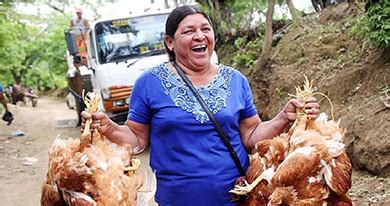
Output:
[69,7,90,67]
[70,7,90,32]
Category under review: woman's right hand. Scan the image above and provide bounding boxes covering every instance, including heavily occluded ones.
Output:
[80,111,112,135]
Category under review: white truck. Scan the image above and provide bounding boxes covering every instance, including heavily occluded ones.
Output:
[65,9,218,124]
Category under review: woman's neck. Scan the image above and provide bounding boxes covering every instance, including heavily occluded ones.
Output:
[170,61,217,87]
[176,61,210,76]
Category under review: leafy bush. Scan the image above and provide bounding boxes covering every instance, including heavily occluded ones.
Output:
[351,2,390,48]
[232,38,263,68]
[0,9,69,91]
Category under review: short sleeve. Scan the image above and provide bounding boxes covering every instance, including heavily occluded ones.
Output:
[239,75,257,121]
[127,71,152,124]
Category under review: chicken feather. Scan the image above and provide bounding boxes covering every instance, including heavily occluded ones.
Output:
[41,92,143,206]
[231,77,353,205]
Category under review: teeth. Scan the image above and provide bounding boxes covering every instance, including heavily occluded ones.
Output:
[192,45,206,49]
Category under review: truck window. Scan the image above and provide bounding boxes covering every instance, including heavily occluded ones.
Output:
[95,13,168,64]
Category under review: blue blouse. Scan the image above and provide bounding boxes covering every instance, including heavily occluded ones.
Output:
[128,63,257,206]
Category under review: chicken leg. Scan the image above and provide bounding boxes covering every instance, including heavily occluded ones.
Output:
[229,168,274,195]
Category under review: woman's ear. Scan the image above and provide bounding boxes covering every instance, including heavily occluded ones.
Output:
[164,35,174,51]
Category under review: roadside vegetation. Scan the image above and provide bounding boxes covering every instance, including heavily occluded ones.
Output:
[1,1,387,93]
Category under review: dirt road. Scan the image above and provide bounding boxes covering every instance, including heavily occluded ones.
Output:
[0,96,388,205]
[0,96,155,206]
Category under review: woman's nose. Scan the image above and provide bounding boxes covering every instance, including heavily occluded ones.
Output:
[193,29,205,41]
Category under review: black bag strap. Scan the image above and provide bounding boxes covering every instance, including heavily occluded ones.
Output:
[172,61,246,176]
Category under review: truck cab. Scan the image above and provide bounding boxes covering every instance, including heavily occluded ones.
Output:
[65,9,218,124]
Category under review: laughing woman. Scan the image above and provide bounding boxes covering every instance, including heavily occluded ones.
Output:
[81,5,319,206]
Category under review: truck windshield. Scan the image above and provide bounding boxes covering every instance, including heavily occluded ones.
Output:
[95,13,168,64]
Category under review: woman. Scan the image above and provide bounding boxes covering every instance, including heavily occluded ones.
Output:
[81,5,319,205]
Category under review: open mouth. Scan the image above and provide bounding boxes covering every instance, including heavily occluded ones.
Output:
[192,44,207,53]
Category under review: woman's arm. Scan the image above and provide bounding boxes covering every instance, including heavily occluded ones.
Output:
[239,111,289,151]
[240,98,319,151]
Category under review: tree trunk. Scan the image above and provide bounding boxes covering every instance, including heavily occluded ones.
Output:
[199,0,227,43]
[46,2,65,14]
[285,0,301,26]
[10,69,21,85]
[173,0,179,8]
[345,0,357,15]
[253,0,275,74]
[213,1,222,27]
[248,1,274,119]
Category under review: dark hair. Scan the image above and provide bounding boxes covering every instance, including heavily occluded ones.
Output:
[164,5,211,62]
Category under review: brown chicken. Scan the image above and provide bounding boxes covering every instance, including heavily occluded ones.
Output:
[241,135,289,206]
[230,77,353,206]
[41,92,143,206]
[231,134,290,205]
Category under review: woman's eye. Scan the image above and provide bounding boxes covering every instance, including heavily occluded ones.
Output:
[202,27,211,32]
[183,30,194,34]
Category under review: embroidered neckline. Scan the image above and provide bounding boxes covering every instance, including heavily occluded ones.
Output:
[151,63,233,123]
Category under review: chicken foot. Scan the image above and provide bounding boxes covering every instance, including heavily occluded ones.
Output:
[78,92,101,150]
[124,159,154,193]
[82,91,101,137]
[229,171,265,195]
[123,158,141,172]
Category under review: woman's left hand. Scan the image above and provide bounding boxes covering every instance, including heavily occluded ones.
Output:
[303,97,320,119]
[282,97,320,123]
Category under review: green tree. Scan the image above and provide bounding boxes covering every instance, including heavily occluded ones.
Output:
[0,6,29,84]
[197,0,267,45]
[352,0,390,48]
[253,0,275,74]
[29,13,71,90]
[0,2,71,90]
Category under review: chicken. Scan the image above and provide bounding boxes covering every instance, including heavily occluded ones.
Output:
[230,76,353,206]
[239,153,273,206]
[41,92,143,206]
[230,134,288,204]
[269,144,334,205]
[268,116,352,205]
[255,133,289,170]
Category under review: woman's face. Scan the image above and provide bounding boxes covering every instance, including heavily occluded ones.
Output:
[166,13,215,70]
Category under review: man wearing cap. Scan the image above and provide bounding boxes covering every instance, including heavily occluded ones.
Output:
[70,7,90,65]
[70,7,90,32]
